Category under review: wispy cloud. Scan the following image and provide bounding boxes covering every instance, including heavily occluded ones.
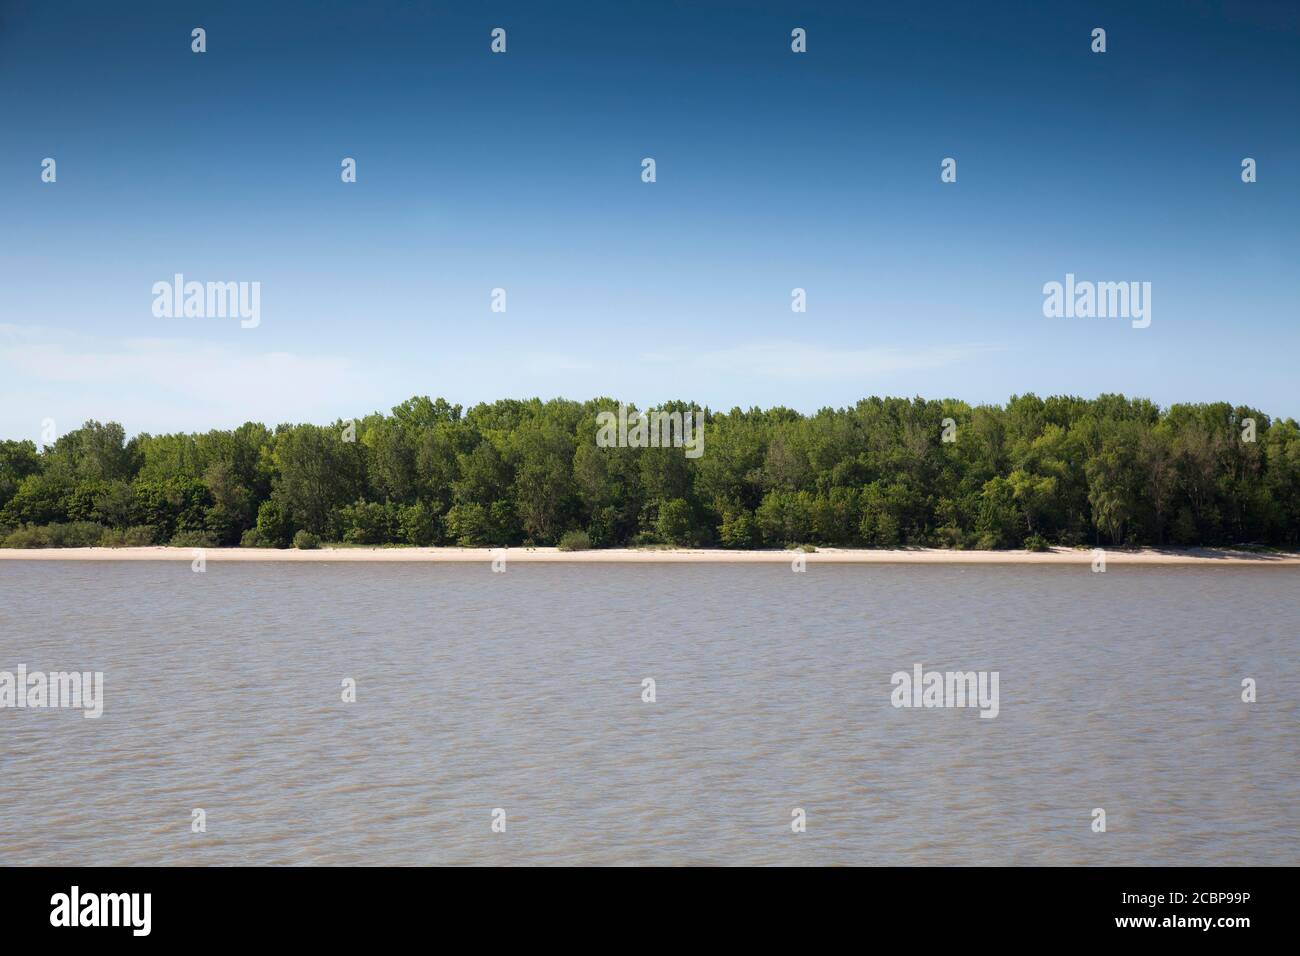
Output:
[0,325,1003,437]
[0,325,378,436]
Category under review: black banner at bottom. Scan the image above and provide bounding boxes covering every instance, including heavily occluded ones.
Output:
[0,865,1284,942]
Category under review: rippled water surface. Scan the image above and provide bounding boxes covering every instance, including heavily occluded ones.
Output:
[1,560,1296,865]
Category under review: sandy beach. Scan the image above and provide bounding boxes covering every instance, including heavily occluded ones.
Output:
[1,546,1297,565]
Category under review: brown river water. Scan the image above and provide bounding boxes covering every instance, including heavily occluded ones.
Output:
[1,560,1295,865]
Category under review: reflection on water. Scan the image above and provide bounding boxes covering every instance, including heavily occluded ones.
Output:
[1,560,1295,865]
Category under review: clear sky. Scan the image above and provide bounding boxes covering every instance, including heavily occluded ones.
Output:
[1,0,1296,439]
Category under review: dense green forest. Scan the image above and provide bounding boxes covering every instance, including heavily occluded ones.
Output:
[1,394,1298,550]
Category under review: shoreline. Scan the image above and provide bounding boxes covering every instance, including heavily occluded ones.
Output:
[1,546,1297,565]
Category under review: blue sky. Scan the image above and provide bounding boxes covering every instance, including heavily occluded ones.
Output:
[1,0,1297,438]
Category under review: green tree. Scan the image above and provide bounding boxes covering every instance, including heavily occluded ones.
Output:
[656,498,696,546]
[273,424,365,534]
[254,499,294,548]
[0,440,41,512]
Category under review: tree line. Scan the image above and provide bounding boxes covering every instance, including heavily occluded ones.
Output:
[1,394,1297,550]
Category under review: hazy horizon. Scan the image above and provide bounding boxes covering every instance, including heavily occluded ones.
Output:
[3,387,1296,444]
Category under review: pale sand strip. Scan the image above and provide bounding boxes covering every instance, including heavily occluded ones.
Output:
[0,546,1297,565]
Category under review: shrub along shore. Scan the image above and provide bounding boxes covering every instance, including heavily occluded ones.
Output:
[2,394,1297,552]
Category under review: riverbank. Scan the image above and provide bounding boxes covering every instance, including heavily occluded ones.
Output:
[1,546,1297,564]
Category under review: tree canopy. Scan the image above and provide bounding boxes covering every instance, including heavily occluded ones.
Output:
[2,394,1297,550]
